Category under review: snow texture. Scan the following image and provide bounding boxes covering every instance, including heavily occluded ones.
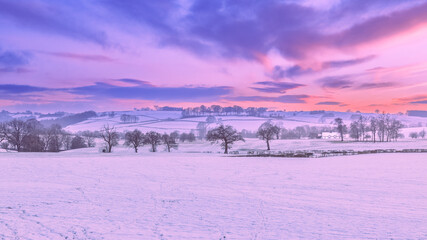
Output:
[1,150,426,239]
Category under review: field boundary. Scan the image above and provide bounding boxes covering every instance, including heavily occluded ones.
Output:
[231,149,427,158]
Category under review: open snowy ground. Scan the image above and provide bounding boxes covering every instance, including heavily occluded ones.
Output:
[0,150,426,239]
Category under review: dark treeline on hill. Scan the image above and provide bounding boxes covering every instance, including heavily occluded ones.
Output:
[182,105,268,117]
[41,111,97,128]
[407,110,427,118]
[0,119,97,152]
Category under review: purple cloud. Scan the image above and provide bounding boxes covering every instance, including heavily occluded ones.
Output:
[332,2,427,48]
[317,76,354,89]
[2,0,425,62]
[357,82,397,89]
[227,94,310,103]
[0,48,32,73]
[0,81,233,103]
[0,84,47,94]
[0,0,108,45]
[271,55,375,79]
[40,52,114,62]
[116,79,154,86]
[99,0,427,61]
[324,55,376,68]
[269,65,315,80]
[251,81,305,93]
[410,100,427,104]
[316,101,342,106]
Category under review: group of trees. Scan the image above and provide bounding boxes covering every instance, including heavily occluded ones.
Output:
[0,119,96,152]
[409,129,426,139]
[182,105,268,117]
[208,121,282,152]
[102,126,178,153]
[335,114,404,142]
[99,125,178,153]
[120,114,139,123]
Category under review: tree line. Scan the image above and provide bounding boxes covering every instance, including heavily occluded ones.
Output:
[182,105,268,117]
[0,119,97,152]
[334,113,404,142]
[409,129,426,139]
[100,125,197,153]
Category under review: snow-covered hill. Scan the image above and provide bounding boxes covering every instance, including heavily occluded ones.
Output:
[2,110,427,138]
[62,110,427,139]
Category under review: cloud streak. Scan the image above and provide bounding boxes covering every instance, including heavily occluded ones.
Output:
[317,75,354,89]
[316,101,342,106]
[227,94,310,103]
[0,80,233,103]
[40,52,114,62]
[271,55,376,79]
[410,100,427,104]
[357,82,397,89]
[251,81,305,93]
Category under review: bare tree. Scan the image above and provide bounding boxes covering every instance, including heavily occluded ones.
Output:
[3,119,29,152]
[256,121,281,150]
[334,118,347,142]
[71,136,87,149]
[358,116,368,141]
[44,124,63,152]
[420,129,426,139]
[0,123,6,144]
[61,132,73,150]
[187,132,196,142]
[370,117,378,143]
[81,130,97,147]
[170,131,180,142]
[124,129,145,153]
[388,119,403,141]
[206,125,244,154]
[179,133,188,142]
[349,121,360,141]
[101,125,119,153]
[197,122,208,140]
[409,132,418,139]
[162,133,178,152]
[144,131,162,152]
[19,119,44,152]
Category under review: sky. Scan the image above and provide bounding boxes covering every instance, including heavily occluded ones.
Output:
[1,0,427,113]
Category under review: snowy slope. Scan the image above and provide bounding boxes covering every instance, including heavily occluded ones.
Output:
[0,151,426,239]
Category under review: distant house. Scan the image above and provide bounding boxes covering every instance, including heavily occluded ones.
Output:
[321,132,341,140]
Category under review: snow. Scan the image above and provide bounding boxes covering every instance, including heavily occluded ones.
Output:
[1,149,426,239]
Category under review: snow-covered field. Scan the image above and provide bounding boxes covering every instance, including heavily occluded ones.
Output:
[1,150,426,239]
